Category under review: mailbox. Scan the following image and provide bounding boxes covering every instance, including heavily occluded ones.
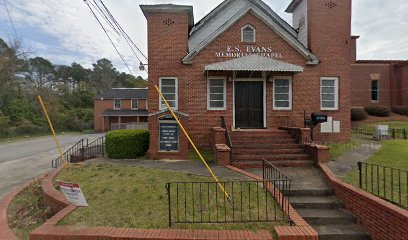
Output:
[311,113,328,125]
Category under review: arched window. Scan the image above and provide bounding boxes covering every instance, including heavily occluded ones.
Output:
[241,25,256,43]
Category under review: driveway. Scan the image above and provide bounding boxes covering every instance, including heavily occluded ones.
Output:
[0,133,104,199]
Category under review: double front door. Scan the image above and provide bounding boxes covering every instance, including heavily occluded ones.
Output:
[234,81,264,129]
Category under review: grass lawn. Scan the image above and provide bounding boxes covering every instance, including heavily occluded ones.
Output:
[328,139,362,161]
[188,149,215,163]
[344,140,408,207]
[56,164,287,232]
[7,181,52,240]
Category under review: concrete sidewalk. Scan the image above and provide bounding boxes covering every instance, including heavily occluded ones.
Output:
[327,139,381,178]
[87,157,250,180]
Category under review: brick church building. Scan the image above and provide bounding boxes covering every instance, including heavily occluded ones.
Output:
[141,0,353,160]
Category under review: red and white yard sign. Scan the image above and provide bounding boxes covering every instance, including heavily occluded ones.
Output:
[58,181,89,207]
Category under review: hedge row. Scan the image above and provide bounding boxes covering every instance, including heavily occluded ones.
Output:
[106,130,149,159]
[391,106,408,116]
[352,105,408,121]
[364,105,390,117]
[351,108,368,121]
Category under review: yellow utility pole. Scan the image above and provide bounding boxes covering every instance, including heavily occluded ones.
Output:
[155,85,232,203]
[37,95,68,168]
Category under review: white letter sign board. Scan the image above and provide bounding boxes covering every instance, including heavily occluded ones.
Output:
[59,181,88,207]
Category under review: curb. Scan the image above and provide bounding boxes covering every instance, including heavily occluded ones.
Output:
[0,176,45,240]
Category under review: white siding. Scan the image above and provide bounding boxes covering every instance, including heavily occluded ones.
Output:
[292,0,308,47]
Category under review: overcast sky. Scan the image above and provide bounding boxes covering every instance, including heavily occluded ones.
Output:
[1,0,407,77]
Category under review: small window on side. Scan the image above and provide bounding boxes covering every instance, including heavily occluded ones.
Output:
[208,78,226,110]
[320,77,339,111]
[273,77,292,110]
[241,25,256,43]
[371,80,379,102]
[159,78,178,110]
[131,99,138,110]
[113,99,121,110]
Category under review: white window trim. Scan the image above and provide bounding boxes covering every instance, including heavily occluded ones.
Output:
[273,76,292,110]
[320,77,339,111]
[113,99,121,110]
[131,99,138,110]
[159,77,178,111]
[241,24,256,43]
[207,77,227,110]
[371,79,380,102]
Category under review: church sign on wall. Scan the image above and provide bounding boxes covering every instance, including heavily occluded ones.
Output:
[215,46,283,59]
[159,122,179,151]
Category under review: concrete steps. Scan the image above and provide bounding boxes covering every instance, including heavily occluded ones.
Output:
[231,138,297,144]
[233,154,311,161]
[296,208,356,225]
[232,160,314,168]
[289,196,344,209]
[232,143,305,149]
[232,148,305,155]
[312,224,371,240]
[274,167,371,240]
[229,129,313,168]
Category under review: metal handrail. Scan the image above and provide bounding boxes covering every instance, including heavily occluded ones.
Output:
[221,116,233,148]
[51,136,106,168]
[358,162,408,208]
[278,115,314,145]
[262,159,292,220]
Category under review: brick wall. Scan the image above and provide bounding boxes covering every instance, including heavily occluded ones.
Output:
[94,99,113,132]
[145,2,353,157]
[306,0,352,142]
[41,166,69,214]
[138,99,148,110]
[94,99,148,132]
[401,64,408,105]
[320,163,408,240]
[148,112,189,160]
[351,63,391,108]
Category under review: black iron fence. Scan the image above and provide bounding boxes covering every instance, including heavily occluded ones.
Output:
[165,179,291,226]
[353,126,408,140]
[358,162,408,208]
[51,136,105,168]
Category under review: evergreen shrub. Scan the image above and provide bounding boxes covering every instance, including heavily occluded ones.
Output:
[106,129,149,159]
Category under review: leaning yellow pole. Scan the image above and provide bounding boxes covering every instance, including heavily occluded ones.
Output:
[37,95,68,168]
[155,85,231,201]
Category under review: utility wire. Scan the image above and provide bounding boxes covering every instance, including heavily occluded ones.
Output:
[83,0,134,75]
[97,0,148,61]
[88,0,120,35]
[2,0,18,41]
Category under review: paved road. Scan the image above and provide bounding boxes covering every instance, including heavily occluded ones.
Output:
[0,133,104,199]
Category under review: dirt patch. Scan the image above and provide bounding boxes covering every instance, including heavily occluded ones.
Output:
[7,181,53,240]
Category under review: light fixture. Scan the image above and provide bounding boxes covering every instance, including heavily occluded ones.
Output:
[139,61,148,71]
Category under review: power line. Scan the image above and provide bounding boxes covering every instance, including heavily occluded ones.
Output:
[88,0,120,36]
[96,0,148,61]
[83,0,134,75]
[2,0,18,41]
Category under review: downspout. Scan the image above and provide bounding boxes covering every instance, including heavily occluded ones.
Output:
[389,63,395,108]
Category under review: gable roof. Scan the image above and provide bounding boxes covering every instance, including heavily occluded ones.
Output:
[95,88,148,100]
[183,0,319,65]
